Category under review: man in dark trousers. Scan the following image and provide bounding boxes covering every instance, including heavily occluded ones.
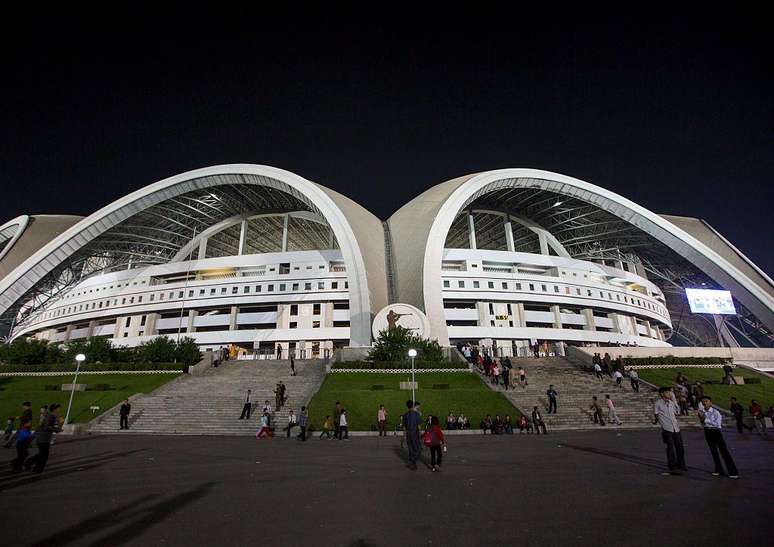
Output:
[119,399,132,430]
[546,385,558,414]
[290,355,296,376]
[653,387,686,475]
[532,406,547,434]
[698,396,739,478]
[333,401,342,440]
[239,390,252,420]
[403,400,422,470]
[729,397,751,433]
[25,403,61,473]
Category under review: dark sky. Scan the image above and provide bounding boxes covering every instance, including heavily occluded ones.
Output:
[1,9,772,275]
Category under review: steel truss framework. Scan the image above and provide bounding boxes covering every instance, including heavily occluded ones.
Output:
[444,187,773,348]
[1,183,337,334]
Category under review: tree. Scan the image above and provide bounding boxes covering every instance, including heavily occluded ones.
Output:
[368,326,445,364]
[175,337,202,366]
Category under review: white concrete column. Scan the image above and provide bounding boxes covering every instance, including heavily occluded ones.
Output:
[186,310,198,333]
[238,220,248,256]
[515,303,526,327]
[550,305,562,329]
[87,320,97,337]
[64,324,74,341]
[582,308,596,331]
[630,316,639,336]
[642,319,652,338]
[229,306,238,330]
[610,313,624,334]
[197,237,208,260]
[467,213,477,250]
[281,214,289,252]
[538,232,549,255]
[504,215,515,252]
[145,313,159,335]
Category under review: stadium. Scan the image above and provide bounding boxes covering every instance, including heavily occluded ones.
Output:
[1,165,772,355]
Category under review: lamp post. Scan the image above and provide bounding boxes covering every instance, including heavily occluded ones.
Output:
[408,348,417,402]
[64,353,86,426]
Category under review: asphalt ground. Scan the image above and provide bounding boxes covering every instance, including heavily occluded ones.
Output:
[1,429,772,547]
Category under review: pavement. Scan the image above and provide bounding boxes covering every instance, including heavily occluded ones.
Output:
[1,429,772,547]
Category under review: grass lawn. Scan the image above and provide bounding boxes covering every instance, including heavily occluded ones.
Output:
[306,372,519,431]
[0,373,181,425]
[636,367,773,410]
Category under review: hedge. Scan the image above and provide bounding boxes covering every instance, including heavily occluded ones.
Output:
[0,361,189,373]
[623,356,732,367]
[332,360,467,370]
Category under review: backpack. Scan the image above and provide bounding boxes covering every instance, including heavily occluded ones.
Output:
[422,430,433,447]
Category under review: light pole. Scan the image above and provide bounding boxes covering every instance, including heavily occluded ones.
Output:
[408,348,417,403]
[64,353,86,426]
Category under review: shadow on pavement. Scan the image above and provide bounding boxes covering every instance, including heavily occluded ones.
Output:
[29,481,216,547]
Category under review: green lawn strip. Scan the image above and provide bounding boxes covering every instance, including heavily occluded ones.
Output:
[635,367,773,410]
[0,373,181,425]
[306,372,520,431]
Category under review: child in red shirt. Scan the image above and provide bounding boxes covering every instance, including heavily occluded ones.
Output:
[428,416,446,472]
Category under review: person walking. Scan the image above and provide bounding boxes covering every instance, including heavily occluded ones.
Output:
[518,367,527,388]
[338,409,349,440]
[333,401,343,440]
[276,345,282,360]
[593,362,603,381]
[284,409,298,438]
[628,368,640,392]
[24,403,61,473]
[403,400,422,470]
[729,398,751,433]
[653,387,687,475]
[427,416,446,472]
[256,412,272,439]
[532,406,547,434]
[613,370,623,388]
[606,395,622,425]
[546,385,558,414]
[238,390,252,420]
[119,399,132,430]
[590,396,606,426]
[377,404,388,436]
[722,363,737,385]
[297,406,308,441]
[698,396,739,478]
[10,423,33,472]
[290,355,296,376]
[319,416,334,439]
[749,400,769,438]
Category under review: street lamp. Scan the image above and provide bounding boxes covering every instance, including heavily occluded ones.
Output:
[408,348,417,402]
[64,353,86,426]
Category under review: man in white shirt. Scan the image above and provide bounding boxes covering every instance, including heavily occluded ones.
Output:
[628,368,640,392]
[698,396,739,478]
[593,362,603,381]
[284,409,298,438]
[653,387,687,474]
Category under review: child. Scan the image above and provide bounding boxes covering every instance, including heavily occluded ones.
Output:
[428,416,446,472]
[320,415,334,439]
[4,417,14,441]
[256,412,272,439]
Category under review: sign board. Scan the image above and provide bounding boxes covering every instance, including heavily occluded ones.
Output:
[685,288,736,315]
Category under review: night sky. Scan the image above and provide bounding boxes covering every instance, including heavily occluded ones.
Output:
[1,9,771,275]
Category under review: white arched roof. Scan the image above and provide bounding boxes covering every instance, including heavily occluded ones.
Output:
[0,165,386,346]
[388,168,774,345]
[0,215,30,263]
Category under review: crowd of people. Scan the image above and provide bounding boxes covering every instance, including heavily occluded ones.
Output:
[4,401,63,474]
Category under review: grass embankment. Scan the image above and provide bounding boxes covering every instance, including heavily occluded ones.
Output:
[307,372,519,431]
[636,367,773,410]
[0,373,181,425]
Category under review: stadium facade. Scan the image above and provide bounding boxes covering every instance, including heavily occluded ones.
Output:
[1,165,772,356]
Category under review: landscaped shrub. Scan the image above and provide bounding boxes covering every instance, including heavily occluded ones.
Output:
[332,360,465,370]
[0,361,189,373]
[367,326,445,364]
[623,356,732,367]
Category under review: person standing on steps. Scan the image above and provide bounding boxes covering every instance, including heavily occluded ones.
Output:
[653,387,687,475]
[546,385,558,414]
[297,406,308,441]
[628,368,640,392]
[729,398,751,433]
[239,390,252,420]
[276,344,282,360]
[284,409,298,438]
[698,396,739,478]
[338,409,349,440]
[593,361,603,381]
[502,364,510,391]
[119,399,132,430]
[602,353,612,377]
[290,355,296,376]
[532,406,547,434]
[256,412,272,439]
[262,400,273,427]
[377,404,387,436]
[605,395,622,425]
[333,401,342,440]
[613,369,623,388]
[518,367,527,388]
[403,400,422,469]
[590,396,606,426]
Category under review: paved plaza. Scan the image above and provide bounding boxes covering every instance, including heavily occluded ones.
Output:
[1,429,772,546]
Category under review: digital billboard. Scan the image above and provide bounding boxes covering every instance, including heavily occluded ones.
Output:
[685,288,736,315]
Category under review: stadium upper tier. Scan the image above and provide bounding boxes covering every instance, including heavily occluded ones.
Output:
[0,165,771,353]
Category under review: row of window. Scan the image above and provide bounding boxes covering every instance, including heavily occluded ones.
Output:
[441,279,665,316]
[39,280,350,322]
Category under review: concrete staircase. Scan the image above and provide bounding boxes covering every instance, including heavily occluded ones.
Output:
[89,359,326,435]
[480,357,697,431]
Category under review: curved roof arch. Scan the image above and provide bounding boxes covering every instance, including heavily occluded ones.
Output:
[0,165,386,346]
[387,168,774,345]
[0,215,29,262]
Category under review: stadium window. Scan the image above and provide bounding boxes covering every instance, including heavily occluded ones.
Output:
[502,282,508,289]
[289,321,297,329]
[516,283,522,290]
[541,284,547,292]
[292,283,299,291]
[488,282,494,289]
[443,280,450,288]
[305,283,312,291]
[458,280,465,288]
[529,284,535,291]
[125,317,131,327]
[279,284,286,291]
[587,290,592,296]
[140,315,147,326]
[268,284,274,292]
[313,320,321,328]
[554,286,559,293]
[490,320,495,326]
[290,304,298,315]
[344,282,349,289]
[509,321,514,327]
[122,298,126,305]
[221,287,227,294]
[616,294,620,301]
[244,286,250,293]
[210,289,216,295]
[507,304,512,314]
[318,282,324,289]
[232,287,238,294]
[576,288,581,295]
[473,281,480,288]
[129,297,134,304]
[199,289,205,296]
[600,292,604,298]
[332,282,338,289]
[98,302,103,308]
[313,303,321,315]
[150,294,155,302]
[255,285,261,293]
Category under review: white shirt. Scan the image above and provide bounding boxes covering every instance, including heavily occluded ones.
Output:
[629,370,639,379]
[340,414,347,427]
[699,406,723,429]
[288,413,297,425]
[594,364,602,372]
[614,371,622,379]
[654,398,681,432]
[263,404,273,414]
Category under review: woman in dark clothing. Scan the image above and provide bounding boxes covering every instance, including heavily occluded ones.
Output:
[428,416,446,472]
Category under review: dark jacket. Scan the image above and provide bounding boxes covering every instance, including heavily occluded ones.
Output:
[35,414,61,444]
[120,403,132,416]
